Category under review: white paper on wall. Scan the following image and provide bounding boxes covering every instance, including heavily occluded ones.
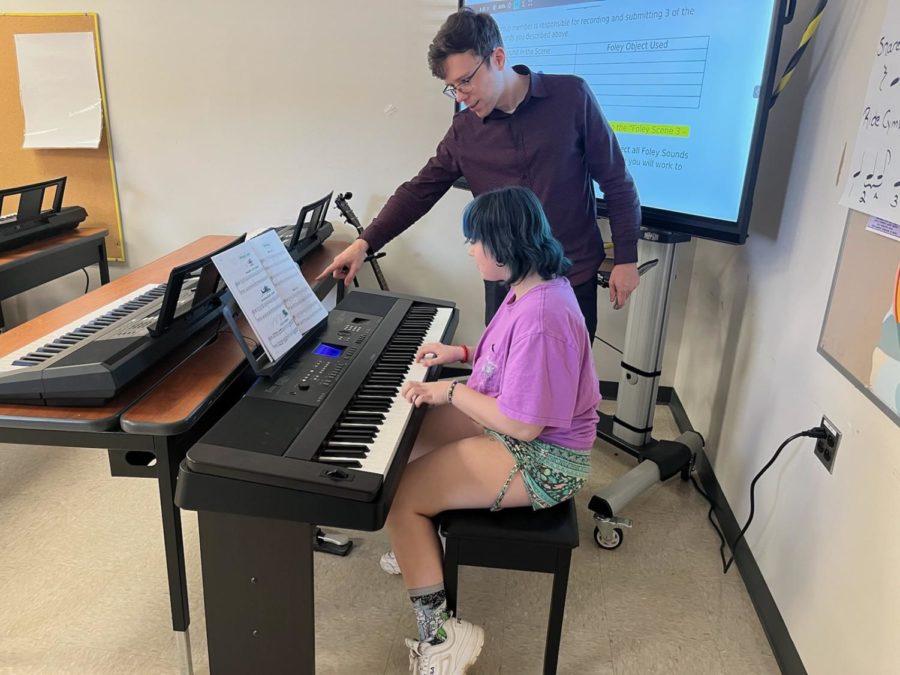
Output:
[14,32,102,149]
[839,1,900,221]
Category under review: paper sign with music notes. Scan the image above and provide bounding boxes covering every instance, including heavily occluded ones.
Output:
[839,1,900,221]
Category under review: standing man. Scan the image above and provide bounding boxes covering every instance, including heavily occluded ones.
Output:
[319,8,641,337]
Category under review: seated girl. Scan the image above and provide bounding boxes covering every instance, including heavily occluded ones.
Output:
[388,185,600,674]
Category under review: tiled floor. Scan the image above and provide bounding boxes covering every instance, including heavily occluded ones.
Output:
[0,403,780,674]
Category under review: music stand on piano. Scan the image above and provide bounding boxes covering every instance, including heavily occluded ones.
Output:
[148,235,245,339]
[288,191,333,251]
[220,301,326,379]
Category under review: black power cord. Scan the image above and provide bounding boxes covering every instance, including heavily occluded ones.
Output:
[690,426,829,574]
[82,268,90,294]
[593,334,623,355]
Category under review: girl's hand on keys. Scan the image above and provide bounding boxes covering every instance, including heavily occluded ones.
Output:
[401,380,452,407]
[415,343,464,367]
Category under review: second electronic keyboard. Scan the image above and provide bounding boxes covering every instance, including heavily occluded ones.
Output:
[0,178,87,252]
[175,290,457,531]
[0,278,215,405]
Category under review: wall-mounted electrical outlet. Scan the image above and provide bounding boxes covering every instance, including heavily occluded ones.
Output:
[814,416,841,473]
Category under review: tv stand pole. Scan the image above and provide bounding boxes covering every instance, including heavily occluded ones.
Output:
[590,227,709,549]
[597,227,691,457]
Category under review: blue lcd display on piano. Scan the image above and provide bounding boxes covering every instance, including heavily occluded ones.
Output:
[313,343,344,358]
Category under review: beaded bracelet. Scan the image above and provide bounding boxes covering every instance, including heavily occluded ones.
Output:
[447,380,459,405]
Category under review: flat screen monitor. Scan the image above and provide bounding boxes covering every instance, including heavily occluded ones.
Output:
[458,0,787,244]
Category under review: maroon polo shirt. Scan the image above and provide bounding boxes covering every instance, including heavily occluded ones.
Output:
[361,66,641,286]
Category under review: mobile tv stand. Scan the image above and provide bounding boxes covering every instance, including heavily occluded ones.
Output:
[591,227,701,551]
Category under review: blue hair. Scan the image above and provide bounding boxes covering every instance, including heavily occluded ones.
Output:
[462,186,571,285]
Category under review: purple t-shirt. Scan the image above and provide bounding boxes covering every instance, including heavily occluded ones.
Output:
[466,277,600,450]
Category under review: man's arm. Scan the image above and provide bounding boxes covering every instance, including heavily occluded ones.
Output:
[580,80,642,307]
[318,126,462,284]
[580,80,641,264]
[360,128,463,253]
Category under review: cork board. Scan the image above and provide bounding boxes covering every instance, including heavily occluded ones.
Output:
[0,13,124,261]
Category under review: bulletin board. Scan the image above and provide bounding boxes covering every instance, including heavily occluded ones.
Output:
[0,13,124,261]
[819,209,900,426]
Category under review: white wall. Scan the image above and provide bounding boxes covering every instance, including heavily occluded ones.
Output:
[674,1,900,673]
[2,0,686,383]
[7,0,896,671]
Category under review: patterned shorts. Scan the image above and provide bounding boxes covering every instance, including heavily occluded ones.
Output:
[484,429,591,511]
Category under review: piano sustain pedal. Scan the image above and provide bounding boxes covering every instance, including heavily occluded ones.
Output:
[314,528,353,556]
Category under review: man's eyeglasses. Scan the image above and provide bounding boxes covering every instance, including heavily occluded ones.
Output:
[442,57,487,99]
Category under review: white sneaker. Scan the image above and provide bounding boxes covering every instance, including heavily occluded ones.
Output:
[380,550,402,575]
[406,618,485,674]
[382,535,446,575]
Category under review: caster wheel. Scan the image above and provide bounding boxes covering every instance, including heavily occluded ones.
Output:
[594,525,623,550]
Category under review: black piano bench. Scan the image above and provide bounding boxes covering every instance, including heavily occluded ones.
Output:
[439,498,579,675]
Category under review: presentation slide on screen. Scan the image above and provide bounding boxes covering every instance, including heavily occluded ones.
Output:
[466,0,778,223]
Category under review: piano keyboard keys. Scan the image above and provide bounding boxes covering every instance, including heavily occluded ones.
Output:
[0,284,165,372]
[316,305,453,474]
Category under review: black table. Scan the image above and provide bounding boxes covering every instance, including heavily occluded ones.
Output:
[0,226,110,330]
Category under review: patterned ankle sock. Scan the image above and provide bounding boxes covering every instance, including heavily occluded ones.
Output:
[409,584,449,644]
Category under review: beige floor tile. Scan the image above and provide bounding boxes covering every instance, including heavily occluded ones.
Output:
[503,570,557,629]
[0,444,108,498]
[500,620,614,675]
[704,575,775,658]
[610,634,726,675]
[314,602,397,674]
[602,567,715,641]
[0,634,175,674]
[452,566,509,626]
[0,555,178,662]
[718,648,782,675]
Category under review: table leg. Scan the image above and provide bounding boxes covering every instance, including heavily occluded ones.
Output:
[198,512,316,673]
[154,437,193,672]
[176,630,194,675]
[98,239,110,285]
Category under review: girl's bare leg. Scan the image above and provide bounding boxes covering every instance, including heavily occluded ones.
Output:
[387,432,531,589]
[407,402,482,462]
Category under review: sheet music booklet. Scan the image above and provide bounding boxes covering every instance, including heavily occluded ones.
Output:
[212,229,327,374]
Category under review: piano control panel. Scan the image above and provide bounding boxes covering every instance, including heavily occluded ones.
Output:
[257,310,381,406]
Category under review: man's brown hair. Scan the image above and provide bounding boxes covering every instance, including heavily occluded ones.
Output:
[428,8,503,79]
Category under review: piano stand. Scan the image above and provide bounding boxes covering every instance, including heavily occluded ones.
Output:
[198,510,317,674]
[314,527,353,556]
